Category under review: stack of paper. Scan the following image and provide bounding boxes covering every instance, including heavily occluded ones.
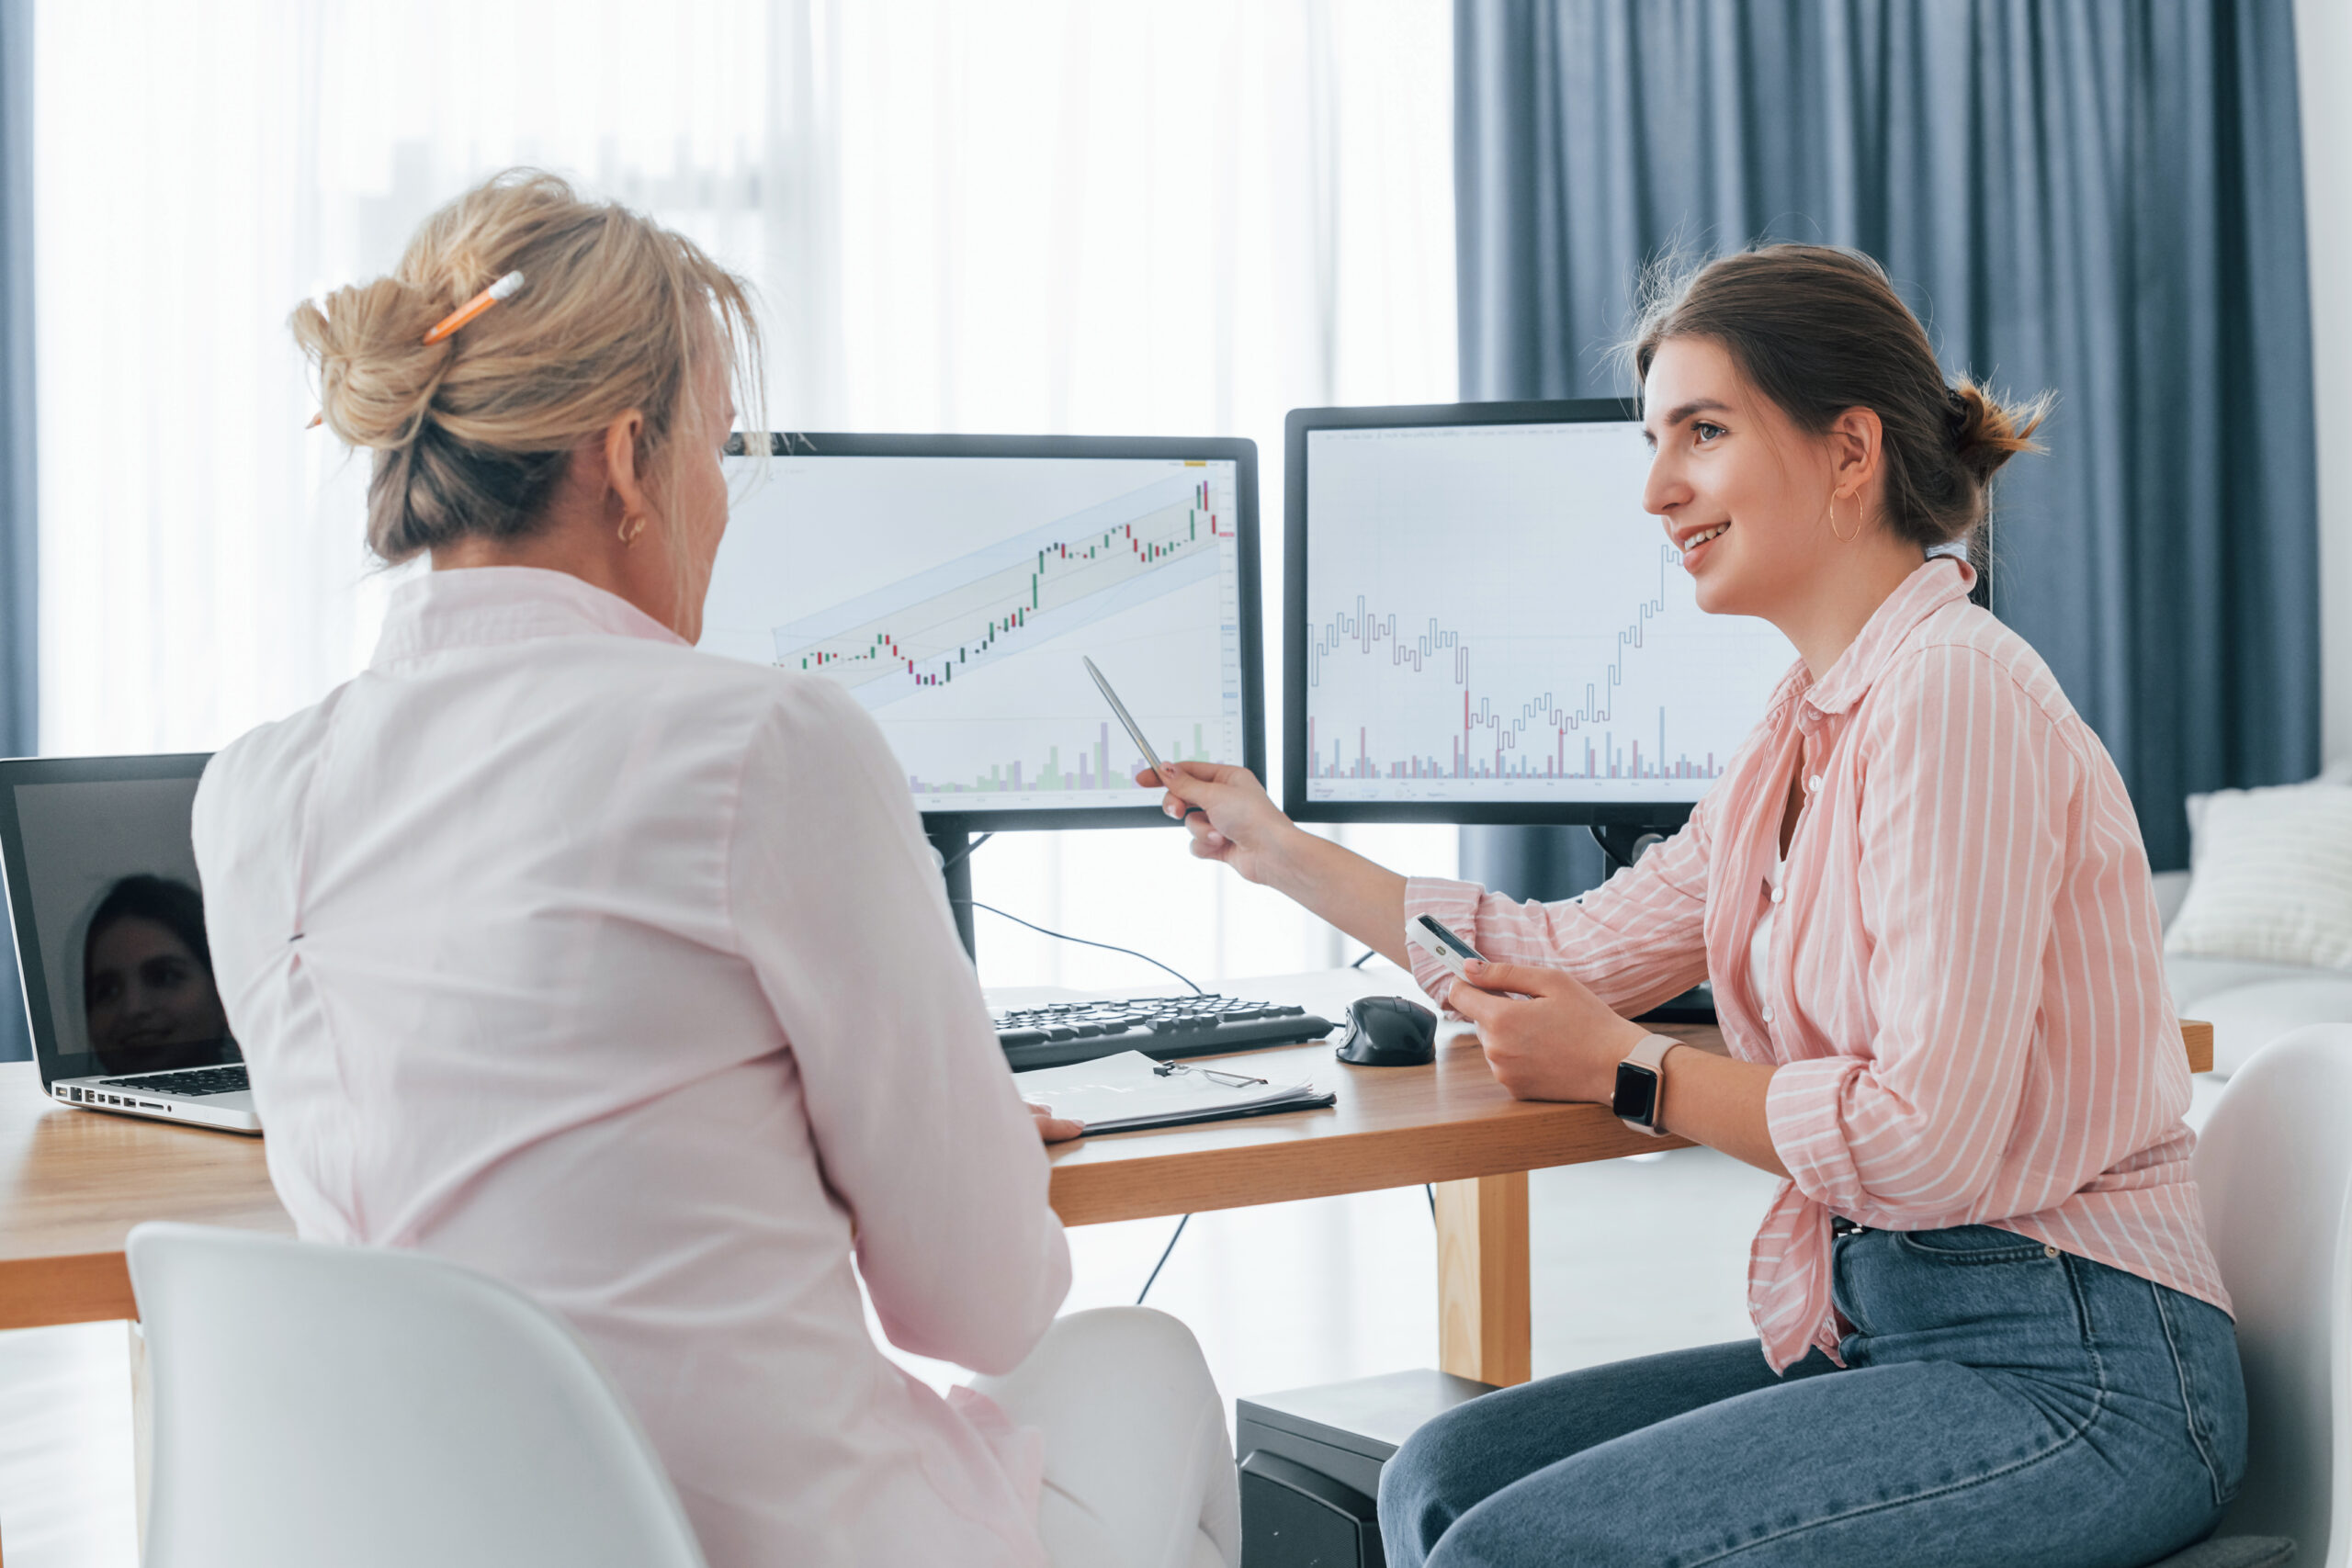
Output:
[1013,1050,1333,1134]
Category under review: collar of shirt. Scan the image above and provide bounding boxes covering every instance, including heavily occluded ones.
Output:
[371,566,690,669]
[1759,555,1976,735]
[1713,552,1979,1051]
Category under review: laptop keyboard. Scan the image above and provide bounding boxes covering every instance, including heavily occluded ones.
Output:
[94,1065,249,1098]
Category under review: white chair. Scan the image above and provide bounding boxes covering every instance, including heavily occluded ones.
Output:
[127,1223,707,1568]
[2191,1022,2352,1565]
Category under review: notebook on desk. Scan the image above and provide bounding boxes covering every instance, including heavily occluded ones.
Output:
[1015,1049,1334,1134]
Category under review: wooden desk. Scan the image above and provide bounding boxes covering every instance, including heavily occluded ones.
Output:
[1052,1012,2217,1385]
[0,1010,2219,1388]
[0,1069,287,1331]
[1046,1014,1723,1386]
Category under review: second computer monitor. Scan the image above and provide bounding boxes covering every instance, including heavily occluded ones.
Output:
[1284,399,1800,826]
[703,433,1263,830]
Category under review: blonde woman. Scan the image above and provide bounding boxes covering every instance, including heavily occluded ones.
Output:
[1152,247,2244,1565]
[193,171,1238,1568]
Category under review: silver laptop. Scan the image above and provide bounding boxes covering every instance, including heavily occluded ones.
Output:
[0,753,260,1134]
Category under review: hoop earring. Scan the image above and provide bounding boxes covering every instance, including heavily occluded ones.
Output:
[1827,489,1861,543]
[617,513,647,547]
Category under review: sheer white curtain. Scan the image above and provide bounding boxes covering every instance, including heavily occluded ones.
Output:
[33,0,795,760]
[34,0,1456,987]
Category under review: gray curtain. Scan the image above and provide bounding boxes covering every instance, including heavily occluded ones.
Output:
[1,0,32,1061]
[1456,0,2319,888]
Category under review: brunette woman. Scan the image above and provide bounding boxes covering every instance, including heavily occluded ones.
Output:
[1152,245,2244,1567]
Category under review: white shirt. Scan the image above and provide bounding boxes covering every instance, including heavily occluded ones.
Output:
[192,567,1071,1568]
[1749,851,1786,1025]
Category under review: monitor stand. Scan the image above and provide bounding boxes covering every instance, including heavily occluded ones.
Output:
[928,820,1713,1014]
[1589,821,1676,871]
[928,824,980,964]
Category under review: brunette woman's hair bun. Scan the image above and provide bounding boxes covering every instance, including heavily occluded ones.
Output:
[1946,378,2045,485]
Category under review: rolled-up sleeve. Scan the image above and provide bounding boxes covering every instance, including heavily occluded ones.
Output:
[1401,795,1713,1015]
[729,679,1069,1374]
[1766,646,2076,1222]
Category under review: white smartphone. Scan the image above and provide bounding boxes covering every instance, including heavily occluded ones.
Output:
[1408,913,1486,982]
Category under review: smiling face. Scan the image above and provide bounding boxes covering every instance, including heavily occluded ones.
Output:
[83,914,229,1069]
[1640,335,1851,622]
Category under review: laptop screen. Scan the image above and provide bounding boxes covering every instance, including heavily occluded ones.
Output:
[0,757,242,1084]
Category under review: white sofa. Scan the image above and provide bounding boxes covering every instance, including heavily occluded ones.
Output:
[2156,867,2352,1128]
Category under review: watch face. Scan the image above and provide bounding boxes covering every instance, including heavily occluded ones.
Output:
[1612,1061,1660,1123]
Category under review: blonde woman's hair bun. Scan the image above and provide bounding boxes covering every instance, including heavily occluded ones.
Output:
[290,277,456,451]
[290,168,763,566]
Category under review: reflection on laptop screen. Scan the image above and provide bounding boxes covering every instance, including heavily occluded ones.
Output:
[1,763,242,1081]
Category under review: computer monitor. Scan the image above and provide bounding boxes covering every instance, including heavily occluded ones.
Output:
[704,433,1264,837]
[1283,399,1801,829]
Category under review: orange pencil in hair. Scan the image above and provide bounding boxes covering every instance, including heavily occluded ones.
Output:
[423,270,526,345]
[306,270,527,427]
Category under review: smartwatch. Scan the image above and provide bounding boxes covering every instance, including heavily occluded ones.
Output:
[1612,1034,1681,1136]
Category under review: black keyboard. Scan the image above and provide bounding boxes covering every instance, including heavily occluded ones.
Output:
[94,1065,249,1097]
[994,995,1336,1072]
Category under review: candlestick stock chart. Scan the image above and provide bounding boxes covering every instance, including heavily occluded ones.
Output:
[703,455,1246,813]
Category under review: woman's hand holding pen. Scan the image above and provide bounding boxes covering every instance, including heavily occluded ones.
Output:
[1138,759,1414,969]
[1444,959,1648,1104]
[1139,761,1298,885]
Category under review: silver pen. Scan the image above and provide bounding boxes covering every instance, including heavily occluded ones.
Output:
[1083,656,1205,821]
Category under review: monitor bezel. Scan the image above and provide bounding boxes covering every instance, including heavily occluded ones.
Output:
[725,432,1265,833]
[1283,397,1703,829]
[0,751,216,1087]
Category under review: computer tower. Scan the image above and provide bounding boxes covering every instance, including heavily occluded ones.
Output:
[1234,1369,1495,1567]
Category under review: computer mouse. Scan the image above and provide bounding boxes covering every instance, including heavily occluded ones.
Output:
[1334,996,1439,1066]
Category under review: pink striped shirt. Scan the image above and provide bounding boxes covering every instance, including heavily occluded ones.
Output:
[1404,557,2228,1371]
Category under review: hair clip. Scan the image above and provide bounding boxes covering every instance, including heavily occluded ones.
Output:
[424,270,526,345]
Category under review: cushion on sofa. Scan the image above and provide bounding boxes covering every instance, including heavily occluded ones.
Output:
[2166,786,2352,970]
[2183,756,2352,855]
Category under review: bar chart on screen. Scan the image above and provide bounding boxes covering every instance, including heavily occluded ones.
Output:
[703,453,1247,813]
[1302,420,1796,807]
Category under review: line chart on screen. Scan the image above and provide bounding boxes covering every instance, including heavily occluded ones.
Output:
[1301,419,1798,807]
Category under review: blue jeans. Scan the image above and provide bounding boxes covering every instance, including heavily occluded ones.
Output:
[1381,1225,2246,1567]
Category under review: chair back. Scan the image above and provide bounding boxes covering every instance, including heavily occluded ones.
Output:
[128,1222,707,1568]
[2195,1024,2352,1567]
